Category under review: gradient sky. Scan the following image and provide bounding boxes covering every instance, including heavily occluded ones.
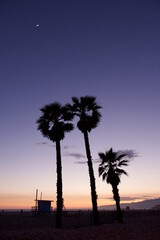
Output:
[0,0,160,209]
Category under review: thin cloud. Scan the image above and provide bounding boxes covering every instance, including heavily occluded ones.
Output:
[49,144,55,148]
[93,158,101,163]
[143,195,152,199]
[117,149,138,159]
[99,195,151,201]
[36,142,55,148]
[63,145,75,150]
[64,152,87,164]
[65,152,85,159]
[75,157,98,164]
[36,142,48,145]
[75,161,87,164]
[120,197,143,201]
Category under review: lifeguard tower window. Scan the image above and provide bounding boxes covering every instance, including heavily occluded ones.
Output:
[38,200,51,212]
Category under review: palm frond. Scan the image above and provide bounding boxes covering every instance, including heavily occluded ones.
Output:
[72,96,102,133]
[98,166,105,176]
[37,117,50,138]
[63,123,74,132]
[72,97,79,105]
[37,102,74,142]
[116,153,127,161]
[71,97,82,115]
[61,105,74,121]
[118,160,129,167]
[98,152,107,164]
[98,147,129,186]
[115,168,128,176]
[102,172,107,181]
[107,148,117,161]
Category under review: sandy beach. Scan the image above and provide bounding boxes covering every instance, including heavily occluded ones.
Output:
[0,210,160,240]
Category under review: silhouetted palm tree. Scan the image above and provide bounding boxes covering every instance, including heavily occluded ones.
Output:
[98,148,129,223]
[36,102,74,228]
[71,96,101,225]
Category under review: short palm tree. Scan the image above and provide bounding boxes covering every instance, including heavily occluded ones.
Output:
[36,102,74,228]
[71,96,101,225]
[98,148,129,223]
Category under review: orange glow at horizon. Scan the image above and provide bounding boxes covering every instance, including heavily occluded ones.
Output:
[0,193,159,210]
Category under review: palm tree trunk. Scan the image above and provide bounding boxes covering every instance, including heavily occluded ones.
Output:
[112,185,123,223]
[83,130,99,225]
[56,140,63,228]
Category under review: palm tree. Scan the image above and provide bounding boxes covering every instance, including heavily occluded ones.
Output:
[98,148,129,223]
[36,102,74,228]
[70,96,101,225]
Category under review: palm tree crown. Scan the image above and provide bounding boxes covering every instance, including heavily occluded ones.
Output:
[99,148,129,186]
[71,96,101,133]
[37,102,74,142]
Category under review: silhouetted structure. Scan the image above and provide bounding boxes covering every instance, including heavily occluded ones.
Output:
[32,189,53,213]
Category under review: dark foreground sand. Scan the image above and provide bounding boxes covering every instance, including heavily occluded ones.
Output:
[0,211,160,240]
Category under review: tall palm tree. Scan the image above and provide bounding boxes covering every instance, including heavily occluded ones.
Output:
[70,96,101,225]
[36,102,74,228]
[98,148,129,223]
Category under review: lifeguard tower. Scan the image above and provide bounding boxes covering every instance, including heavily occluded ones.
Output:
[32,189,53,213]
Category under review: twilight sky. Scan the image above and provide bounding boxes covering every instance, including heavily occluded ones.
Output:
[0,0,160,209]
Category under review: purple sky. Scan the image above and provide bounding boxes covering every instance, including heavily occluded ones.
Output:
[0,0,160,209]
